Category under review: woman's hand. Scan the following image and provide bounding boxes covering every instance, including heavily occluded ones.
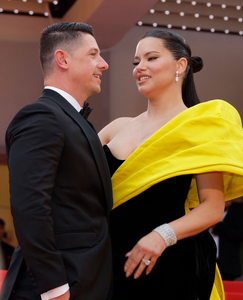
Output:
[124,172,225,280]
[124,231,166,279]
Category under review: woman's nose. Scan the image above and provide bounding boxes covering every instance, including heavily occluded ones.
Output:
[136,62,147,71]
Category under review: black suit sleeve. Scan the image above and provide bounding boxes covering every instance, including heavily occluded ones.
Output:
[213,205,243,243]
[6,103,68,294]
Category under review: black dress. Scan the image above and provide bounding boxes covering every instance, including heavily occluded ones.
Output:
[104,145,217,300]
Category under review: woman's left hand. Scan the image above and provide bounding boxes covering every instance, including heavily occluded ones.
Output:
[124,231,166,279]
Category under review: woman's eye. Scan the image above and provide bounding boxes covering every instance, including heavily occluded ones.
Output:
[133,62,139,66]
[91,53,96,57]
[148,57,158,61]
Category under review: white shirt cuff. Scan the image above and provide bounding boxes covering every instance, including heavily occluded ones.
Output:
[41,283,69,300]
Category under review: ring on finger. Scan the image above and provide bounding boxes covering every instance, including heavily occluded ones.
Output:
[142,258,151,266]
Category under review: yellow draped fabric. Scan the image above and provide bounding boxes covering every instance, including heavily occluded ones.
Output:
[111,99,243,300]
[112,100,243,209]
[211,265,225,300]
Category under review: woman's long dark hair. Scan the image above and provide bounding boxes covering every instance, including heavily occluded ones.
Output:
[140,29,203,108]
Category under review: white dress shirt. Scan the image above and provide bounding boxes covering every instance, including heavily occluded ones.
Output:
[41,86,81,300]
[44,86,82,112]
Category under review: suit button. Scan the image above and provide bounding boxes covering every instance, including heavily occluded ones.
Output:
[33,283,38,288]
[30,278,35,283]
[26,268,31,273]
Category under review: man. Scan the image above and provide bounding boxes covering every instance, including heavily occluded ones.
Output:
[0,22,113,300]
[0,219,15,270]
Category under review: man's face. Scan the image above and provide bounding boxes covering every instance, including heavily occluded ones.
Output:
[67,34,108,100]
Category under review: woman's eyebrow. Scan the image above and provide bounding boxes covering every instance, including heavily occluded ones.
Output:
[134,51,160,59]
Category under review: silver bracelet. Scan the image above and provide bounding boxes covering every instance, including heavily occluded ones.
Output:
[153,223,177,247]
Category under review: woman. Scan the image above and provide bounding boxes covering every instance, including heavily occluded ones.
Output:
[99,30,243,299]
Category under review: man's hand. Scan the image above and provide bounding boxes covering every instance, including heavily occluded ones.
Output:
[50,290,70,300]
[124,231,166,279]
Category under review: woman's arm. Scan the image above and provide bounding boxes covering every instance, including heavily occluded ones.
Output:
[170,172,225,239]
[124,172,225,279]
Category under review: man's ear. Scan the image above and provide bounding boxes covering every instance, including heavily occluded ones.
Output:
[54,50,69,70]
[176,57,187,75]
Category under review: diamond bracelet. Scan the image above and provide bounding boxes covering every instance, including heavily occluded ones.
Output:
[153,223,177,247]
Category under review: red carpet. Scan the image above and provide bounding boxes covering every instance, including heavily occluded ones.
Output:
[0,270,7,290]
[223,280,243,300]
[0,271,243,299]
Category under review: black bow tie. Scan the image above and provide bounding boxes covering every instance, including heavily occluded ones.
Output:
[79,101,93,120]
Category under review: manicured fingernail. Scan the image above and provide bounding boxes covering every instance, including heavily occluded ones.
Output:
[134,273,139,279]
[126,271,130,277]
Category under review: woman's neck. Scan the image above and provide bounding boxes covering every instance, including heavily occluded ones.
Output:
[145,94,187,121]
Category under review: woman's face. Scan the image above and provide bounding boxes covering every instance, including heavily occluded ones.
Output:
[133,37,177,98]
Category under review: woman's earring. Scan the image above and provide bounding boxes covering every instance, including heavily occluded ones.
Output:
[175,71,179,82]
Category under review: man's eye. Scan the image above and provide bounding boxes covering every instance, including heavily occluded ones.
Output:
[148,57,158,61]
[133,62,139,66]
[91,53,96,56]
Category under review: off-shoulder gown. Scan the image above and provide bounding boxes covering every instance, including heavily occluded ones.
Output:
[104,144,216,300]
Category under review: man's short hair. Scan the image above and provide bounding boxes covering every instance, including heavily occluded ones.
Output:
[40,22,94,76]
[0,219,5,227]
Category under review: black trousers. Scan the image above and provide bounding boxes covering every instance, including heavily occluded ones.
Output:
[9,261,113,300]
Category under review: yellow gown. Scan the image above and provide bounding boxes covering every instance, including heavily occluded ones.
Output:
[111,100,243,300]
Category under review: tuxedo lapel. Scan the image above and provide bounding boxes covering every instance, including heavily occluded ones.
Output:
[39,89,112,213]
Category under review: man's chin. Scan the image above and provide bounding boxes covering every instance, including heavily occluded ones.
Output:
[90,86,101,96]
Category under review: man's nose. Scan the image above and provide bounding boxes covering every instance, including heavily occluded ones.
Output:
[98,56,109,70]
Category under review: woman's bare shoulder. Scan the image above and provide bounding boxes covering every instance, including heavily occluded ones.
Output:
[98,117,133,145]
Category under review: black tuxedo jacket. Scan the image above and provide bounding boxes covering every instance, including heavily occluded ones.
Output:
[1,89,113,300]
